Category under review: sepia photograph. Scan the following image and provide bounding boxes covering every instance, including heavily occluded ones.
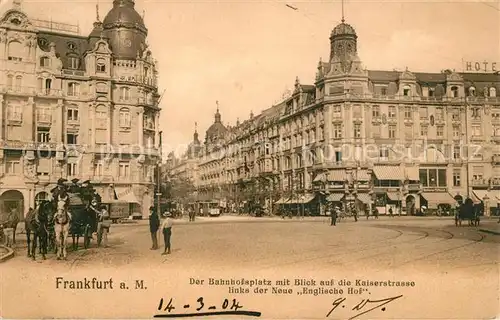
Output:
[0,0,499,318]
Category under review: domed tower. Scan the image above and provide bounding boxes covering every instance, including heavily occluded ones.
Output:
[102,0,147,60]
[205,102,227,143]
[329,18,357,62]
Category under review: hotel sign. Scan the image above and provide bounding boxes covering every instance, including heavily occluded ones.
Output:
[464,60,498,73]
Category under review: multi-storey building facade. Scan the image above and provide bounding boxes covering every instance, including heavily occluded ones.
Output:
[0,0,161,219]
[175,20,500,216]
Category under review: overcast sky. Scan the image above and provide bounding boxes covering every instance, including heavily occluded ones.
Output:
[3,0,499,157]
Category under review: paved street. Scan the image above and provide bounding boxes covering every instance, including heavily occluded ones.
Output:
[3,216,499,272]
[1,216,498,319]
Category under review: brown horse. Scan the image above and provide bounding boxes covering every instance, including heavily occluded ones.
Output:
[25,201,52,260]
[1,207,20,244]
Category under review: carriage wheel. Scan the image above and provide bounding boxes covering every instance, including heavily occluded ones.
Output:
[83,225,91,249]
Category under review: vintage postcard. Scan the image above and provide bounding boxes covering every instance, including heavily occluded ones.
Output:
[0,0,499,319]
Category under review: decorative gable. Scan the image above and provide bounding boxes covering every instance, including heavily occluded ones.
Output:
[0,9,34,30]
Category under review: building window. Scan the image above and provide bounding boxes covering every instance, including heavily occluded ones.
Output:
[380,87,387,96]
[44,78,52,94]
[6,74,13,89]
[404,107,412,119]
[436,126,444,137]
[119,162,130,177]
[420,168,447,187]
[67,82,80,96]
[404,124,413,139]
[388,125,396,138]
[67,163,78,176]
[333,124,342,138]
[452,110,460,121]
[5,159,20,175]
[37,127,50,143]
[490,87,497,97]
[420,125,428,136]
[119,108,131,127]
[451,86,459,97]
[469,87,476,96]
[472,125,481,136]
[493,126,500,136]
[453,146,461,159]
[452,126,460,138]
[435,107,444,120]
[403,86,410,96]
[96,58,106,73]
[67,107,79,122]
[66,133,78,145]
[453,169,461,187]
[372,124,381,138]
[7,41,23,61]
[388,106,396,118]
[354,124,361,138]
[40,56,50,67]
[119,87,130,101]
[37,157,50,176]
[428,88,435,97]
[7,104,22,121]
[419,107,428,119]
[372,106,380,118]
[14,75,22,91]
[68,57,79,69]
[379,147,389,159]
[37,107,51,123]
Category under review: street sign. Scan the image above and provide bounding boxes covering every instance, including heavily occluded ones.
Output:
[155,193,162,196]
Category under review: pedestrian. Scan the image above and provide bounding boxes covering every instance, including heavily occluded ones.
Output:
[161,212,174,255]
[149,206,160,250]
[496,204,500,223]
[97,205,111,247]
[388,207,393,217]
[330,206,337,226]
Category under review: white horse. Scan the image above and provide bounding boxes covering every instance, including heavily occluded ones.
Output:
[54,199,71,260]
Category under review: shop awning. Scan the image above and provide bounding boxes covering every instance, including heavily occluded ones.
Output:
[299,193,316,204]
[275,197,289,204]
[386,192,401,201]
[327,193,344,202]
[326,170,347,182]
[313,173,326,182]
[114,187,140,203]
[356,193,372,204]
[405,166,420,181]
[355,169,371,181]
[421,192,456,209]
[472,190,500,205]
[373,165,404,180]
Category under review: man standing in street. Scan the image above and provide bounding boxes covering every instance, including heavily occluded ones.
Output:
[331,205,338,226]
[97,205,110,247]
[161,212,174,255]
[149,206,160,250]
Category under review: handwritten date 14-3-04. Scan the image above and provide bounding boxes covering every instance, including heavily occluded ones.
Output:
[326,295,403,320]
[155,297,262,318]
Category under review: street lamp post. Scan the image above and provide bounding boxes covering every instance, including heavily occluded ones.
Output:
[156,130,163,216]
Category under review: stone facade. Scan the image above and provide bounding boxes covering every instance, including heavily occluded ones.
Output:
[172,19,500,216]
[0,1,161,219]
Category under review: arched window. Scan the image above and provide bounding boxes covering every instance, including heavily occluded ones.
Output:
[119,107,131,127]
[67,82,80,96]
[96,58,106,73]
[7,41,23,61]
[45,79,52,94]
[469,86,476,96]
[120,87,130,100]
[40,56,50,67]
[15,75,22,92]
[451,86,459,98]
[490,87,497,97]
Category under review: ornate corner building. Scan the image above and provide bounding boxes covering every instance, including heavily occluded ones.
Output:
[172,18,500,216]
[0,0,161,219]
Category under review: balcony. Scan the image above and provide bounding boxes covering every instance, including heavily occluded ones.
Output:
[471,179,489,187]
[37,114,52,124]
[62,69,85,77]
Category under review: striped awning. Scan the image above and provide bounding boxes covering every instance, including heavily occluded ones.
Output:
[386,192,401,201]
[421,192,456,209]
[275,197,289,204]
[405,166,419,181]
[355,169,371,181]
[356,193,372,204]
[326,170,347,182]
[473,190,500,205]
[327,193,344,202]
[373,165,404,180]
